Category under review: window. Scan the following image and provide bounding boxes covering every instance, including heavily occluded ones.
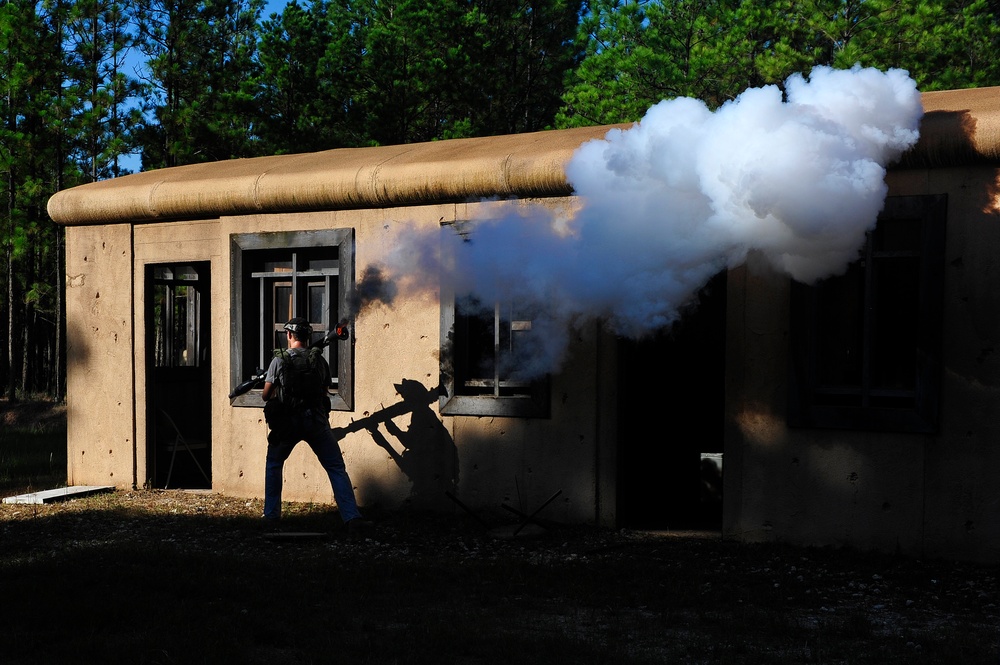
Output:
[439,226,549,417]
[151,264,207,368]
[230,230,354,410]
[788,195,946,432]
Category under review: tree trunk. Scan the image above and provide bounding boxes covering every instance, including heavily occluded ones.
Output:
[6,234,18,402]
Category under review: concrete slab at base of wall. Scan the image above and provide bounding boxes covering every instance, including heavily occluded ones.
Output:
[2,485,114,505]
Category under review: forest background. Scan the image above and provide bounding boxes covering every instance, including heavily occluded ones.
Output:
[3,0,1000,402]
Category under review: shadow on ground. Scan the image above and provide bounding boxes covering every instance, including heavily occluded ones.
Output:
[1,490,997,665]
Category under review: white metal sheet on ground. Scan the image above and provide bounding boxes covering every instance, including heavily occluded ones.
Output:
[2,486,114,505]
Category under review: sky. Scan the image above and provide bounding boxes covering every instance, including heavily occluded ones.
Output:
[263,0,292,21]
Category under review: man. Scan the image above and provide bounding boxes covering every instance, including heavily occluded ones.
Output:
[261,317,370,534]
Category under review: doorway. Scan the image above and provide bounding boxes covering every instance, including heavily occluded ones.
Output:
[146,262,212,489]
[616,272,726,530]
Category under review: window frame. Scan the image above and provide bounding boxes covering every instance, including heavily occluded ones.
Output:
[788,194,947,433]
[150,263,206,369]
[230,229,354,411]
[438,222,550,418]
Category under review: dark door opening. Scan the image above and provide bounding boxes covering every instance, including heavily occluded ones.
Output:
[616,271,726,530]
[146,262,212,489]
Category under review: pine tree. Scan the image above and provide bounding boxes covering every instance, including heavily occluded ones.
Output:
[454,0,585,137]
[133,0,263,168]
[255,0,364,154]
[0,0,68,398]
[557,0,1000,128]
[65,0,142,180]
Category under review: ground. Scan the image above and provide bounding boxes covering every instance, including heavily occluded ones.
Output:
[0,398,66,430]
[1,401,997,663]
[1,489,997,664]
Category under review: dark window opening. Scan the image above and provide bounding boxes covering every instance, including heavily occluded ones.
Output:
[789,195,946,432]
[251,246,340,380]
[453,296,538,397]
[439,226,549,418]
[442,295,550,417]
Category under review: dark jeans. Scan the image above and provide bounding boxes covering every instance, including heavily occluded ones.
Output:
[263,412,361,522]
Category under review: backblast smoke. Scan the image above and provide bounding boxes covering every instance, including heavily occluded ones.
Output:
[347,265,398,316]
[365,65,924,379]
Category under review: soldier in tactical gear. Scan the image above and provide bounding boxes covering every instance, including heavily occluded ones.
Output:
[261,317,369,533]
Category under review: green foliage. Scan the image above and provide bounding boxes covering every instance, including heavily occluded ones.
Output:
[64,0,141,180]
[558,0,1000,126]
[255,0,584,149]
[353,0,472,145]
[255,0,364,153]
[458,0,585,135]
[0,0,70,399]
[133,0,264,168]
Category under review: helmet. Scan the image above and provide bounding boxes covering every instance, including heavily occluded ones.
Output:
[283,317,313,340]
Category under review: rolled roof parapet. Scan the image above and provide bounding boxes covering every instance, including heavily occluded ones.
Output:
[899,86,1000,168]
[47,125,628,226]
[47,87,1000,227]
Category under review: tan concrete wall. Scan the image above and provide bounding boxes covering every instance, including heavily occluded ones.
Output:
[65,224,136,488]
[724,166,1000,561]
[903,167,1000,560]
[211,206,445,512]
[443,320,608,523]
[62,194,617,524]
[192,198,613,524]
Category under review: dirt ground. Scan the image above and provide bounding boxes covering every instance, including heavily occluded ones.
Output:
[2,488,998,664]
[2,401,998,662]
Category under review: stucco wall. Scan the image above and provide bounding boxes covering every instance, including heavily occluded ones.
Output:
[724,166,1000,561]
[214,205,453,514]
[215,199,610,523]
[61,197,614,524]
[65,224,136,488]
[904,167,1000,561]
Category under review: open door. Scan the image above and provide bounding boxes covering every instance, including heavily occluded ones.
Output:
[616,272,726,530]
[146,263,212,489]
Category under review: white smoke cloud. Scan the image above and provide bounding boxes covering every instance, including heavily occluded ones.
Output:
[374,65,923,378]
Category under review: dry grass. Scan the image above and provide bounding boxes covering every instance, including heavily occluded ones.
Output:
[0,399,67,496]
[2,489,998,664]
[1,401,998,663]
[0,399,67,430]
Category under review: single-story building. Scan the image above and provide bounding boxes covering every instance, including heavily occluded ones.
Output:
[48,86,1000,561]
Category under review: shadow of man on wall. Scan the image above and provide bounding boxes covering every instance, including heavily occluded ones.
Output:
[334,379,458,508]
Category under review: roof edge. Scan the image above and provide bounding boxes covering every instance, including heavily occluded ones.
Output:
[48,87,1000,226]
[47,125,629,226]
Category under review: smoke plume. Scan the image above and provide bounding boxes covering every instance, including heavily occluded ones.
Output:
[345,265,398,320]
[369,65,924,378]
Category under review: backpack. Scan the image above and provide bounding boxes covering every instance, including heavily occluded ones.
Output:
[264,348,331,428]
